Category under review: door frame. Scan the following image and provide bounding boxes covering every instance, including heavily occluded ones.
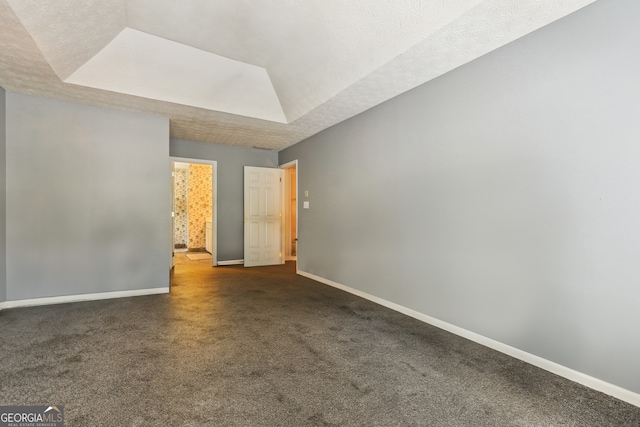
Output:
[279,160,298,262]
[170,157,218,267]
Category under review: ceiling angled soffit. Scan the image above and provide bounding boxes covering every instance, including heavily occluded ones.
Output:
[5,0,126,81]
[302,0,601,131]
[65,28,287,123]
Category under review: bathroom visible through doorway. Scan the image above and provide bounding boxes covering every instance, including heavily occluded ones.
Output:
[171,158,217,270]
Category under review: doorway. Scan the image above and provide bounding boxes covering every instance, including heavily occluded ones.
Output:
[280,160,298,261]
[170,157,217,270]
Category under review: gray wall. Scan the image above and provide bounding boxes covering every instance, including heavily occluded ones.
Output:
[170,139,278,261]
[6,93,170,301]
[0,87,6,303]
[280,0,640,393]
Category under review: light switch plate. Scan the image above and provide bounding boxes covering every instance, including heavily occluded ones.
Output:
[303,201,310,209]
[304,190,309,198]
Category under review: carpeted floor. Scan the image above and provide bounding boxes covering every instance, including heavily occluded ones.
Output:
[1,255,639,426]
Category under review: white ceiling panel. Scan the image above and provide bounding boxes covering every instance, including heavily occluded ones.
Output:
[65,28,286,123]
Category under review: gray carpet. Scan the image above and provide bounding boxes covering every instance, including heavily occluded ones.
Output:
[1,259,639,426]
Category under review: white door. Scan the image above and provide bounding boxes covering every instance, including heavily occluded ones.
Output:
[244,166,284,267]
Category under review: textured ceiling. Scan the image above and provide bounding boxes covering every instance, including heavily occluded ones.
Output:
[0,0,596,150]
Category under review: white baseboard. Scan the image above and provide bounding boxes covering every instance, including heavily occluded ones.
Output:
[0,287,170,311]
[297,269,640,408]
[217,259,244,266]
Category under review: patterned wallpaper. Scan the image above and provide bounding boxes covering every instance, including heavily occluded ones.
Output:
[173,167,188,247]
[188,164,212,250]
